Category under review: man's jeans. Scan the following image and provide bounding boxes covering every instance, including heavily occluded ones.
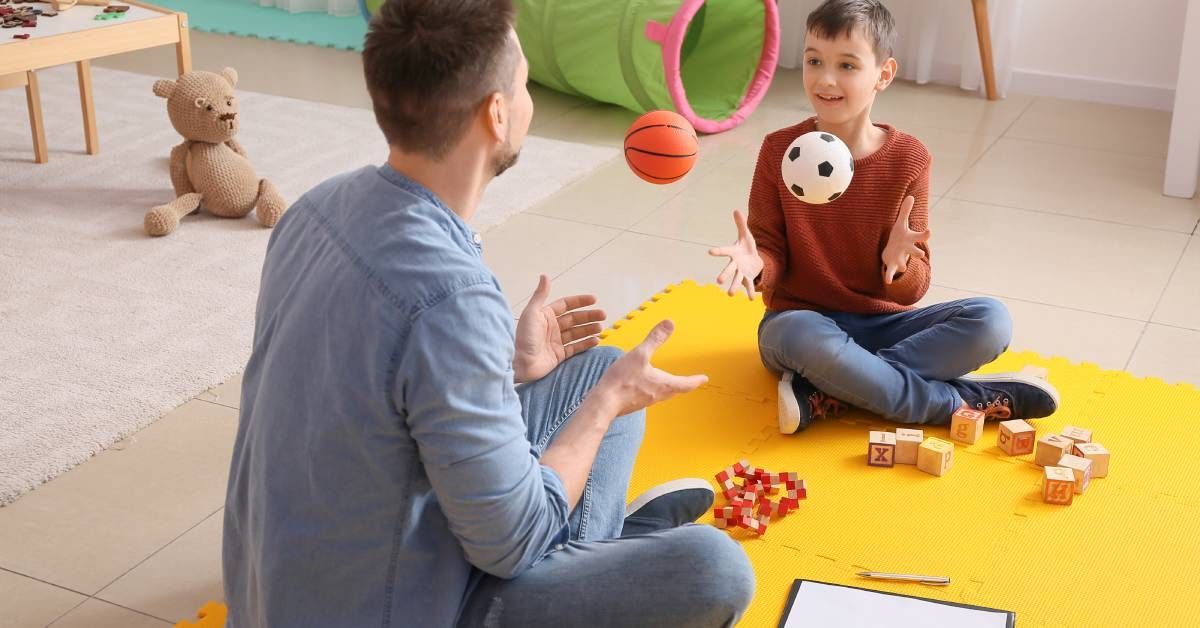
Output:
[758,297,1013,425]
[457,346,755,627]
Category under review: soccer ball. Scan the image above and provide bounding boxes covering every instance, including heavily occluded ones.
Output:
[780,131,854,204]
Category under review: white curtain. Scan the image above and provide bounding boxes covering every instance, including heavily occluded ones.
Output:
[777,0,1024,98]
[252,0,361,17]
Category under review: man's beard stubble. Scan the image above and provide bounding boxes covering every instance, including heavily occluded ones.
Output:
[493,138,520,177]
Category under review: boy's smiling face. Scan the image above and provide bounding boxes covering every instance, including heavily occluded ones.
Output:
[802,26,896,126]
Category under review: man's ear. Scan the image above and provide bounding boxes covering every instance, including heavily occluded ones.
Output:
[877,57,898,92]
[484,92,507,144]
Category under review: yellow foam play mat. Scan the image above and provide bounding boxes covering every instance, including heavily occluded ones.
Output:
[596,281,1200,628]
[179,281,1200,628]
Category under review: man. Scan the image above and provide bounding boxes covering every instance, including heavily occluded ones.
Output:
[222,0,755,626]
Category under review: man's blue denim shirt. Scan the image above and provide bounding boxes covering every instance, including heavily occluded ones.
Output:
[223,164,570,627]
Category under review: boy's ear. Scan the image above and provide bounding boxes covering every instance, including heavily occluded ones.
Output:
[876,57,898,92]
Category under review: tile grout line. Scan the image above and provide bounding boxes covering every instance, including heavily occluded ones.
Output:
[993,132,1174,161]
[1123,236,1197,371]
[46,599,173,627]
[1123,322,1152,372]
[936,195,1199,236]
[938,95,1039,200]
[0,566,94,602]
[77,506,226,625]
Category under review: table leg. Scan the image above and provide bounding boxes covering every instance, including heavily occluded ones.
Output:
[971,0,998,101]
[176,13,193,75]
[25,70,48,164]
[1165,0,1200,199]
[77,60,99,155]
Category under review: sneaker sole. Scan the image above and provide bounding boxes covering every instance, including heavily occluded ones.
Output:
[624,478,714,518]
[778,371,802,434]
[961,371,1062,409]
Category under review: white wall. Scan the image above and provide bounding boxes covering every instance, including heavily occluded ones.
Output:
[778,0,1190,110]
[1011,0,1188,109]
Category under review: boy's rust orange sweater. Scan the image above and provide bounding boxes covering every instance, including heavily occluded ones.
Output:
[749,116,932,314]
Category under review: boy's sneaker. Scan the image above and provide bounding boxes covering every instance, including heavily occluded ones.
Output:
[620,478,714,537]
[778,371,846,434]
[950,372,1061,421]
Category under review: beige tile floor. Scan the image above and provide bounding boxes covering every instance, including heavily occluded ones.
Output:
[5,33,1199,627]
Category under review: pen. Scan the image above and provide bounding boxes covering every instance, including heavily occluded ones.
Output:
[856,571,951,585]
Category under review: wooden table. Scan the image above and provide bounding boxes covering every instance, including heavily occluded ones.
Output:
[0,0,191,163]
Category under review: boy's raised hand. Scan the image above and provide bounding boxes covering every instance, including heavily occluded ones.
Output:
[881,195,930,285]
[708,210,763,300]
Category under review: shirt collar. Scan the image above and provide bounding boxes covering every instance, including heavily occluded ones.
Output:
[377,163,483,253]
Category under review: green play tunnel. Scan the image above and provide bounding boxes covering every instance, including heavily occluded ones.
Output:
[360,0,780,134]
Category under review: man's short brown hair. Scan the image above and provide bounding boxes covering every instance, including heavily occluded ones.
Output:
[362,0,519,159]
[806,0,897,63]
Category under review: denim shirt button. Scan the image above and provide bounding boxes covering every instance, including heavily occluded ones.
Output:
[472,232,482,245]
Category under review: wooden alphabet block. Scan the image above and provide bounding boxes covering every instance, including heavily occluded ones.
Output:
[1060,425,1093,446]
[1073,442,1110,478]
[1058,454,1093,494]
[917,437,954,476]
[1035,434,1074,467]
[950,406,986,444]
[895,428,924,465]
[1043,466,1076,505]
[867,431,896,467]
[997,419,1037,455]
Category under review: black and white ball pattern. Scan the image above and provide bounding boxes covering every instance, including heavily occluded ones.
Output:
[780,131,854,204]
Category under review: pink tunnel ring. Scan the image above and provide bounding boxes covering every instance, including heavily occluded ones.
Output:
[644,0,780,134]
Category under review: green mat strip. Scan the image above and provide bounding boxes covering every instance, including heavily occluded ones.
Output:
[153,0,366,52]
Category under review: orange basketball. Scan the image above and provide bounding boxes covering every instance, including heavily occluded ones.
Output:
[623,110,698,184]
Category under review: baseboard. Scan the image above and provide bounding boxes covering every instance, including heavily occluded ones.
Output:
[1009,69,1176,111]
[900,61,1176,111]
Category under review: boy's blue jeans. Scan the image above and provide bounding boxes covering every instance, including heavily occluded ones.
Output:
[457,346,755,627]
[758,297,1013,425]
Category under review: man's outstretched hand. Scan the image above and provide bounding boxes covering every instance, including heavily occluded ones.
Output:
[594,320,708,417]
[709,210,763,300]
[881,195,930,285]
[513,275,606,384]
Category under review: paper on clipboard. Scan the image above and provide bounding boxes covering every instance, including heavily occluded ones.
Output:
[781,580,1013,628]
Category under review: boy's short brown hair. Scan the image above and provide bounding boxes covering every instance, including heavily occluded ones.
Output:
[362,0,519,159]
[806,0,897,63]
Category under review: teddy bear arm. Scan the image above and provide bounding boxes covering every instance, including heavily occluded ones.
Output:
[225,138,247,157]
[169,141,195,196]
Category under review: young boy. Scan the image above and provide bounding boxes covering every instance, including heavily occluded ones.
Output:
[710,0,1059,433]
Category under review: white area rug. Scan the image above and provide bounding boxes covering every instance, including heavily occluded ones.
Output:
[0,66,617,504]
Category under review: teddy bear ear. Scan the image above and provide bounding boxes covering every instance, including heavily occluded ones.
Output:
[221,67,239,88]
[152,79,176,99]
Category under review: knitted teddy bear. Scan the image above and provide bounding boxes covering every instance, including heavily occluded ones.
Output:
[145,67,286,236]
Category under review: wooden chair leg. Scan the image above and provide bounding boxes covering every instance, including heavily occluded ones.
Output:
[971,0,998,100]
[176,13,193,75]
[25,70,48,164]
[77,60,99,155]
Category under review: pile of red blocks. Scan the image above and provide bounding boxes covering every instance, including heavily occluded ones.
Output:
[712,459,807,536]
